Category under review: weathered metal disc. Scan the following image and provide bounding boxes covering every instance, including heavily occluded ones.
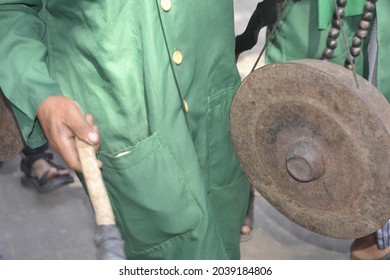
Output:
[0,89,24,160]
[231,59,390,239]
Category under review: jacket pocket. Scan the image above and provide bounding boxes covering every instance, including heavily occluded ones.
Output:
[98,133,202,253]
[207,85,245,188]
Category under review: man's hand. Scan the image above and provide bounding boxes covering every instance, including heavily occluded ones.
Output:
[37,95,101,172]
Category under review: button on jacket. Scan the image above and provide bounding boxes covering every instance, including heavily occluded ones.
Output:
[0,0,250,259]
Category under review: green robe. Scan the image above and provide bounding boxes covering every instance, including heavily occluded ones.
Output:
[0,0,250,259]
[266,0,390,101]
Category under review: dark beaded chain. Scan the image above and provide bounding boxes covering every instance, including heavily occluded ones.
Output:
[322,0,377,69]
[345,0,377,69]
[322,0,347,60]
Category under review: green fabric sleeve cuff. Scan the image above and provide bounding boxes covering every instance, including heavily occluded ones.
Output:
[0,4,62,147]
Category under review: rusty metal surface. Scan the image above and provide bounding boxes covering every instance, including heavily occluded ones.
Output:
[0,89,24,160]
[231,59,390,239]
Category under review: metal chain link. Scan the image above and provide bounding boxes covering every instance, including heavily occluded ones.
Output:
[322,0,378,88]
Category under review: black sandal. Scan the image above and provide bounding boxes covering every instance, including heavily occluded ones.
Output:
[20,152,74,193]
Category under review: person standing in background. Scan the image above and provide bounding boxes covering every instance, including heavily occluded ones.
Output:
[0,1,250,259]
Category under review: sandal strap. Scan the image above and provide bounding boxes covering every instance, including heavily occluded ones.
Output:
[20,152,56,178]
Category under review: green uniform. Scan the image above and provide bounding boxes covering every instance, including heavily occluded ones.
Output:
[0,0,250,259]
[266,0,390,101]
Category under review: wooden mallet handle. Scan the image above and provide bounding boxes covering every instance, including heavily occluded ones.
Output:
[75,136,125,260]
[75,138,115,226]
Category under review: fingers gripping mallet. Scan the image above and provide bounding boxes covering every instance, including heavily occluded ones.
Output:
[75,138,126,260]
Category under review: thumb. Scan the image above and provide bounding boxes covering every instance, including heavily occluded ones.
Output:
[65,102,100,146]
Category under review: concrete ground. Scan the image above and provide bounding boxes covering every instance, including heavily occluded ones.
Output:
[0,154,351,260]
[0,155,352,260]
[0,157,96,260]
[240,191,352,260]
[0,0,353,260]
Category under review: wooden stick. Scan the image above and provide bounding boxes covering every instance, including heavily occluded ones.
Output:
[75,138,115,225]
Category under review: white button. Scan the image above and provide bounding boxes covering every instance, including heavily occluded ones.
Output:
[161,0,172,12]
[173,51,183,65]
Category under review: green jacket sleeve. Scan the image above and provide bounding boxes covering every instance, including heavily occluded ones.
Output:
[0,1,61,147]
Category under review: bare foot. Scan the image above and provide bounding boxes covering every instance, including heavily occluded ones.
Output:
[30,158,70,180]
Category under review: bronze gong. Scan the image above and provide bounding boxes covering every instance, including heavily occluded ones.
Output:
[231,59,390,239]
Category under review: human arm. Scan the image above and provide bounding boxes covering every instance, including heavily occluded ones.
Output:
[0,1,99,171]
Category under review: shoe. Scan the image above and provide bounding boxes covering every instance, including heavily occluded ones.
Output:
[240,224,253,242]
[20,152,74,194]
[350,233,390,260]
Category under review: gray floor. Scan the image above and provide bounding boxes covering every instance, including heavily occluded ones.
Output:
[240,191,352,260]
[0,157,96,260]
[0,156,352,260]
